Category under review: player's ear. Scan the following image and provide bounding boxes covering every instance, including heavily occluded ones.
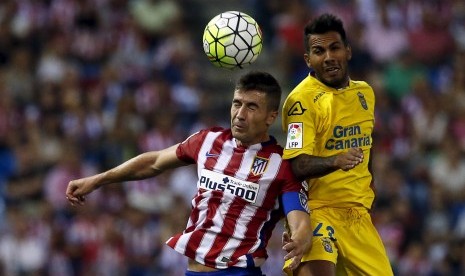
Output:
[304,53,311,68]
[266,110,278,126]
[346,44,352,61]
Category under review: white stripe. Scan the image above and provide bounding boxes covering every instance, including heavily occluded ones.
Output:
[197,131,222,175]
[234,144,262,179]
[255,153,281,206]
[214,139,234,171]
[234,256,248,268]
[173,231,193,255]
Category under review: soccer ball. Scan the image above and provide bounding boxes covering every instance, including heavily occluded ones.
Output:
[202,11,263,70]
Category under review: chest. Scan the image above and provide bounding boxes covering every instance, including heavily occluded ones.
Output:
[318,90,374,130]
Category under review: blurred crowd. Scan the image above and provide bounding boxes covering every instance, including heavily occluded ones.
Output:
[0,0,464,275]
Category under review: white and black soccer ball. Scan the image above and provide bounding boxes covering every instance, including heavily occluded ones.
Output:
[202,11,263,70]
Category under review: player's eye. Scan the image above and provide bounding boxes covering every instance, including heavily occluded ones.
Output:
[247,103,258,111]
[330,45,342,51]
[312,48,323,55]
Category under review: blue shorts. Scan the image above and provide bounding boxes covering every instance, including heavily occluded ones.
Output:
[185,267,264,276]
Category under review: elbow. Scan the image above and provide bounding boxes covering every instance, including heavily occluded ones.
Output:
[290,160,308,181]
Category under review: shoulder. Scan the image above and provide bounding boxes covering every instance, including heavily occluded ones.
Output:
[197,126,229,136]
[182,126,229,144]
[351,80,374,93]
[287,76,323,100]
[283,77,323,114]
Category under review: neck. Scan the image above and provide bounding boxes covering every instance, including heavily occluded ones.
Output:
[236,135,270,148]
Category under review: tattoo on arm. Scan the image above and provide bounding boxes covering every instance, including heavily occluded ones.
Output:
[291,154,338,180]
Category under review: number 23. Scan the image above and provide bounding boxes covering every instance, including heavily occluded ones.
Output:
[313,222,335,240]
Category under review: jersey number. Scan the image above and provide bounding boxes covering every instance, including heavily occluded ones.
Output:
[313,222,335,240]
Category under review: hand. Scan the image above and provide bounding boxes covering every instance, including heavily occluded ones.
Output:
[282,232,309,271]
[335,147,364,171]
[65,176,99,206]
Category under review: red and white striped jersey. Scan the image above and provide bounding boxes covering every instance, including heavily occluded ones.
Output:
[166,127,304,269]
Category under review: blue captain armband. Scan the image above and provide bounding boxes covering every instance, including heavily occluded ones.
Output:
[282,191,309,215]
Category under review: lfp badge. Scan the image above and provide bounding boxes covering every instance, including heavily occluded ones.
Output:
[286,123,302,149]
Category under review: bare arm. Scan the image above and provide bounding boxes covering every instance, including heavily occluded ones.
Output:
[291,147,364,180]
[282,210,312,270]
[66,144,186,206]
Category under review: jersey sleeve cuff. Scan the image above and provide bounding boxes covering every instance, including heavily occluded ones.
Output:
[282,191,309,215]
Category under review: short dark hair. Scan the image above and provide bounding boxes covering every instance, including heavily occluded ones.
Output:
[235,71,282,111]
[304,13,348,53]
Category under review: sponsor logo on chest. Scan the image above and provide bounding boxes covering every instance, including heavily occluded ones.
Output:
[198,169,260,204]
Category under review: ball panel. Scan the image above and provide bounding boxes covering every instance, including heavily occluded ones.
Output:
[202,11,262,70]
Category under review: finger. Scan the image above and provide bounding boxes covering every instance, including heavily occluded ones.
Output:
[283,247,296,260]
[349,148,364,159]
[66,193,86,206]
[66,195,79,206]
[288,256,301,271]
[283,241,294,252]
[282,232,291,245]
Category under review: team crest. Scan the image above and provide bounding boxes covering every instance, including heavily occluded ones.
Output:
[250,156,269,176]
[287,101,306,116]
[357,92,368,110]
[321,237,333,253]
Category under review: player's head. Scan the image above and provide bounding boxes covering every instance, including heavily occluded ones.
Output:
[303,13,352,89]
[231,71,281,146]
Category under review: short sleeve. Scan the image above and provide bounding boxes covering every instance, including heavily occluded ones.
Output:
[282,93,318,159]
[176,130,206,164]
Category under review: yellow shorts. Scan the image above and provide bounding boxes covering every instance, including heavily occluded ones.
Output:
[284,206,393,276]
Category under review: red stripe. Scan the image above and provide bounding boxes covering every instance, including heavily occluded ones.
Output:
[223,148,244,176]
[186,192,203,233]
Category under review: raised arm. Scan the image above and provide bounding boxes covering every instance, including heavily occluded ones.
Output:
[66,144,186,206]
[291,147,364,180]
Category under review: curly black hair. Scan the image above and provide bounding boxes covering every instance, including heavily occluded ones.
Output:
[304,13,348,53]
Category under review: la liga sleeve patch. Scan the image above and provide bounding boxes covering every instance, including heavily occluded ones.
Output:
[286,122,303,149]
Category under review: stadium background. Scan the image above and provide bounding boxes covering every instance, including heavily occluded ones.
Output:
[0,0,464,275]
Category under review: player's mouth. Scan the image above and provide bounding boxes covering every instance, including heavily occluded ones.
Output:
[324,66,341,78]
[232,122,247,131]
[325,66,340,73]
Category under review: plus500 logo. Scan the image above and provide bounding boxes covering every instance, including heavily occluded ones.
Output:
[198,176,258,204]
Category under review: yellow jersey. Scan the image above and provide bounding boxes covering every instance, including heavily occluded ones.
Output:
[282,74,375,210]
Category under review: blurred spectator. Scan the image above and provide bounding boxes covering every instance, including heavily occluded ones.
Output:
[1,47,35,106]
[407,8,455,67]
[346,20,375,80]
[382,50,427,103]
[272,0,311,85]
[402,76,449,151]
[129,0,181,42]
[0,207,47,275]
[429,136,465,206]
[36,32,71,84]
[397,242,433,276]
[119,207,162,276]
[43,142,99,217]
[361,1,408,65]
